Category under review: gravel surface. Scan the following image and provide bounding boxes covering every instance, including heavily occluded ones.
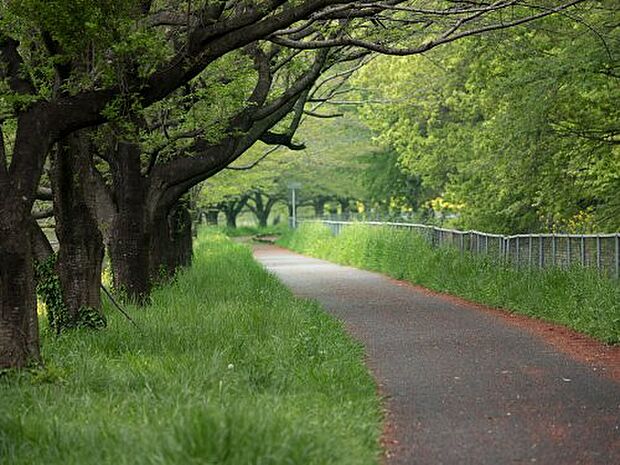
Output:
[253,244,620,465]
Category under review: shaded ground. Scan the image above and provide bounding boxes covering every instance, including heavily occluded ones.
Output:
[253,244,620,465]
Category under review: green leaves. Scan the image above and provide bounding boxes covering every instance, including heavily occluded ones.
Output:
[353,8,620,233]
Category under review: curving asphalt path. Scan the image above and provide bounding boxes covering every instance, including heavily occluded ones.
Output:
[253,244,620,465]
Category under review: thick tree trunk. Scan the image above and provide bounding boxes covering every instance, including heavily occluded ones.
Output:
[29,219,54,262]
[149,201,193,282]
[51,134,105,330]
[0,111,51,368]
[0,215,41,368]
[170,202,193,269]
[108,142,151,303]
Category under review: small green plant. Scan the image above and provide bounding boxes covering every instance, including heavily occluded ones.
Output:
[34,254,68,334]
[35,254,107,333]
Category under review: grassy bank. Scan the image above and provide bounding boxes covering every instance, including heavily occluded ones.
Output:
[279,223,620,344]
[0,231,381,465]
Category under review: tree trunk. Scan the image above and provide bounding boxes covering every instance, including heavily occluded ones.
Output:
[108,142,151,303]
[250,192,277,228]
[149,201,193,282]
[168,202,193,269]
[313,197,326,218]
[0,111,51,369]
[51,134,105,330]
[0,214,41,368]
[257,211,268,228]
[225,210,237,228]
[29,219,54,262]
[205,209,219,226]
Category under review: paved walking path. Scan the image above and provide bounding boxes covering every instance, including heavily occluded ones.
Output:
[253,244,620,465]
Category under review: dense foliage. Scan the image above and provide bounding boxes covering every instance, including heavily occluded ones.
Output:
[354,5,619,233]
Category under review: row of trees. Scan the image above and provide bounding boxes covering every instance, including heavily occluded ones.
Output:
[353,3,619,233]
[196,112,374,227]
[0,1,587,368]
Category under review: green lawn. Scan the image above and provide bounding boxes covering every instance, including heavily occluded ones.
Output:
[0,231,382,465]
[279,223,620,344]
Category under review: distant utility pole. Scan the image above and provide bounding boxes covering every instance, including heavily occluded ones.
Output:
[288,182,302,228]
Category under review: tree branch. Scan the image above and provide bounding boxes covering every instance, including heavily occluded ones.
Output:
[226,146,281,171]
[269,0,585,55]
[303,110,344,118]
[0,36,36,95]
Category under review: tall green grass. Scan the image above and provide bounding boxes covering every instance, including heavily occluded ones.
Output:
[0,231,381,465]
[279,223,620,344]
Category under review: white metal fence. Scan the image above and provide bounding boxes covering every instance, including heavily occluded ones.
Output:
[297,219,620,279]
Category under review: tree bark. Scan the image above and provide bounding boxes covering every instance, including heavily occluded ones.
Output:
[169,202,193,269]
[51,134,105,329]
[0,110,50,369]
[0,216,41,368]
[29,219,54,262]
[108,142,151,303]
[149,201,193,282]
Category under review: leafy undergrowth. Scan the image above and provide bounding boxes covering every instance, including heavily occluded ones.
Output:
[0,231,381,465]
[279,223,620,344]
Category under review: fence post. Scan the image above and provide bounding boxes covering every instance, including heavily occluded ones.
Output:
[567,237,571,269]
[460,233,464,254]
[539,236,544,269]
[551,235,556,267]
[616,234,620,279]
[580,236,586,266]
[596,236,602,271]
[528,236,532,267]
[506,237,511,263]
[516,237,520,267]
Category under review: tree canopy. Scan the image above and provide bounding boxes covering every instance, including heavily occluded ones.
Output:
[0,0,596,368]
[353,3,619,233]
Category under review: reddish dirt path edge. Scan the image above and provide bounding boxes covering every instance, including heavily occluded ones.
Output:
[387,273,620,383]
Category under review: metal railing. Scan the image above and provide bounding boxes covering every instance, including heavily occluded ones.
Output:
[297,219,620,279]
